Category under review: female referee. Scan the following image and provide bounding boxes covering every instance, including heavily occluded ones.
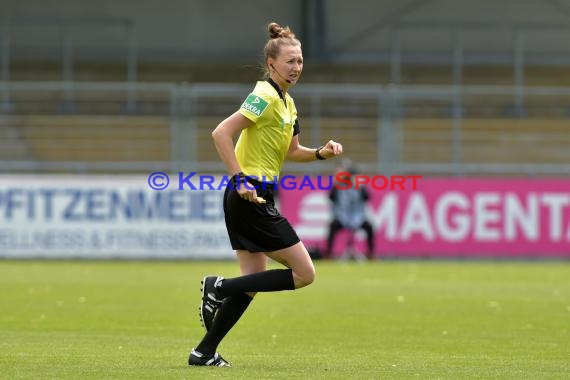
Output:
[188,22,343,367]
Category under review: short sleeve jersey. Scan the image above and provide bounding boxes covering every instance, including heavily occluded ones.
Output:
[236,80,299,181]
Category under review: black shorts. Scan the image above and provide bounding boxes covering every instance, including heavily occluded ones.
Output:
[223,179,300,253]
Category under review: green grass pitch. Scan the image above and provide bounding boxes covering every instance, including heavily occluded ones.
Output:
[0,260,568,379]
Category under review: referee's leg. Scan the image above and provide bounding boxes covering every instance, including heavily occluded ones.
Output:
[207,243,314,299]
[193,251,264,355]
[265,241,316,288]
[237,250,268,297]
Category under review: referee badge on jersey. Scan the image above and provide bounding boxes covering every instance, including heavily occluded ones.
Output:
[240,93,269,117]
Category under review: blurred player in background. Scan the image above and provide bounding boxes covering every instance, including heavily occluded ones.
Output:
[325,159,375,260]
[188,22,343,367]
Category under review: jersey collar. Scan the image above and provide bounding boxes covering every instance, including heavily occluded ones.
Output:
[266,78,285,101]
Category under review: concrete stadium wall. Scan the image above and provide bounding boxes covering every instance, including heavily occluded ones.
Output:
[326,0,570,56]
[1,0,302,61]
[2,0,570,61]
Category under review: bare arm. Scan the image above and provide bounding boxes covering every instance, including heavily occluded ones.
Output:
[287,135,343,162]
[211,111,253,176]
[212,111,266,203]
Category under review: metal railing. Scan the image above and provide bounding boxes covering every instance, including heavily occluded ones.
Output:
[333,21,570,79]
[0,17,137,112]
[1,81,570,177]
[2,17,570,112]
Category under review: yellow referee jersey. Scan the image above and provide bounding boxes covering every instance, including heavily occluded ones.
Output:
[236,80,298,182]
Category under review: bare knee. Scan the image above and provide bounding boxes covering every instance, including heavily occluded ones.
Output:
[293,265,316,288]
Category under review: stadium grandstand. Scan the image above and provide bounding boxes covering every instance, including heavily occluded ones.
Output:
[1,0,570,177]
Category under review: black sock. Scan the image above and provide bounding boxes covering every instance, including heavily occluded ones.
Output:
[196,293,253,354]
[218,269,295,298]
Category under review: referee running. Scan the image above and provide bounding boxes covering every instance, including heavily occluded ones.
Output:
[188,22,343,367]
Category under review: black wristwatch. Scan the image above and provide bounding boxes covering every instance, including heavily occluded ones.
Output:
[315,146,326,160]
